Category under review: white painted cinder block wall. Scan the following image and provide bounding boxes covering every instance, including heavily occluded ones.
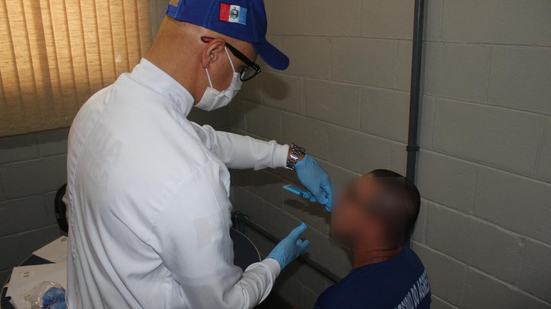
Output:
[0,130,69,285]
[229,0,551,308]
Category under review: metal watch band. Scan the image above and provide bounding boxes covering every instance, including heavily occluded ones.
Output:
[286,143,306,170]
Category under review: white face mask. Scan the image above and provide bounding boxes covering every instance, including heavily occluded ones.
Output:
[195,47,242,111]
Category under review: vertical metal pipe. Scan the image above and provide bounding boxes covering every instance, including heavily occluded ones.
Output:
[406,0,426,183]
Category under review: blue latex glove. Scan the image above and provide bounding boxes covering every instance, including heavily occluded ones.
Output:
[295,154,333,212]
[267,223,310,270]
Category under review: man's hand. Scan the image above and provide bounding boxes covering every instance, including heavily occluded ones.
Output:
[295,154,333,212]
[266,223,310,270]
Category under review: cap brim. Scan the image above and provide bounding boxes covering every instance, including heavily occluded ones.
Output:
[253,40,289,71]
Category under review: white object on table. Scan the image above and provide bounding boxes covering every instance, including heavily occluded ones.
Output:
[6,262,67,309]
[32,236,68,263]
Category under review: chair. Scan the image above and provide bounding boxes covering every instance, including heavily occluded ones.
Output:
[54,184,68,233]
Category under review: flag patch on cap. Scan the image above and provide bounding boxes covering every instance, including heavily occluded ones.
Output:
[219,3,247,25]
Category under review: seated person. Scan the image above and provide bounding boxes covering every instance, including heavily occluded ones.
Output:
[314,169,431,309]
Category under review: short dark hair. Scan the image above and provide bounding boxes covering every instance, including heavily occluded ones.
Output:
[369,169,421,245]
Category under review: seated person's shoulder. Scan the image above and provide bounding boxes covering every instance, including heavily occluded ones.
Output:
[315,247,431,309]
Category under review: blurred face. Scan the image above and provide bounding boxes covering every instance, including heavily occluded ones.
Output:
[330,174,387,246]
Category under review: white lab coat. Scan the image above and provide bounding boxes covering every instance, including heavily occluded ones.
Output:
[64,59,290,309]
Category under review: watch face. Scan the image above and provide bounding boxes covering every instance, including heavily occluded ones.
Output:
[292,144,305,153]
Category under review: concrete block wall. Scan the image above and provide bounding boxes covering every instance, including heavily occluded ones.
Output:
[0,129,68,286]
[229,0,551,308]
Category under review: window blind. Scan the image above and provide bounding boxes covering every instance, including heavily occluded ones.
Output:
[0,0,151,137]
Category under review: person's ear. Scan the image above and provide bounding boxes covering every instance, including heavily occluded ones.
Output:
[201,38,226,69]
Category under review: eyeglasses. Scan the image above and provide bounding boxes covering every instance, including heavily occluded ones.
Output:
[201,37,262,82]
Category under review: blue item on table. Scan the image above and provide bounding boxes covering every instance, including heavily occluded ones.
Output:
[42,286,66,309]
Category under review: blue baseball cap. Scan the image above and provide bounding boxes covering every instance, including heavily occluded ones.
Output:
[166,0,289,70]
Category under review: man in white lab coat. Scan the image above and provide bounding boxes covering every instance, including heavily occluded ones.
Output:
[64,0,333,308]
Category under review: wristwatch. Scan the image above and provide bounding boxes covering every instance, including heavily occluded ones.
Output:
[286,143,306,170]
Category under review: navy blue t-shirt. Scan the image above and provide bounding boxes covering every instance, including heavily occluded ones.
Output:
[314,246,431,309]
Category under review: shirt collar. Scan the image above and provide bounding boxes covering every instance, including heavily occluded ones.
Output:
[131,58,195,117]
